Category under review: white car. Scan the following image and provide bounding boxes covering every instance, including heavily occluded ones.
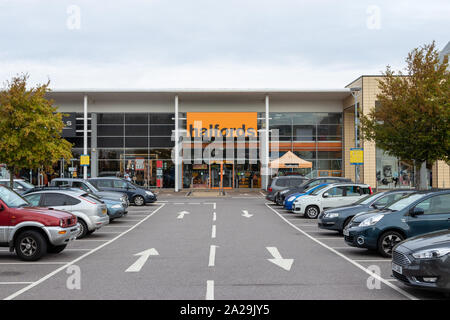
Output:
[292,183,372,218]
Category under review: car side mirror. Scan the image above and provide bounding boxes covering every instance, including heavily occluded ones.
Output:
[410,207,424,216]
[323,192,329,198]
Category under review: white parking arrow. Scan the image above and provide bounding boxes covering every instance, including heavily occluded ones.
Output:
[241,210,253,218]
[266,247,294,271]
[125,248,159,272]
[177,211,190,219]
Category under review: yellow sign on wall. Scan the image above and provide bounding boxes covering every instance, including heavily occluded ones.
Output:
[80,155,90,166]
[350,148,364,165]
[187,112,258,138]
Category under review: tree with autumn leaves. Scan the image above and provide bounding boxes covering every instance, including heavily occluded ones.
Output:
[361,42,450,189]
[0,74,73,188]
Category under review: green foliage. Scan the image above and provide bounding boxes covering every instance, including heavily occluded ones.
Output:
[361,42,450,180]
[0,74,73,180]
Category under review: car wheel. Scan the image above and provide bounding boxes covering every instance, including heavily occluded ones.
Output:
[305,206,320,219]
[15,230,47,261]
[47,244,67,254]
[77,219,88,239]
[134,195,145,206]
[378,231,404,257]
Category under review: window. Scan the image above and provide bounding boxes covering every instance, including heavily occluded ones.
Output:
[288,178,305,186]
[42,193,70,207]
[113,180,128,189]
[374,193,406,207]
[275,179,288,187]
[416,194,450,215]
[72,182,91,193]
[95,180,113,188]
[24,194,41,206]
[326,187,345,197]
[53,180,70,187]
[346,186,361,197]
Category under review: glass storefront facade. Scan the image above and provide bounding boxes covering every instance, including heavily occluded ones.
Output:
[376,147,416,189]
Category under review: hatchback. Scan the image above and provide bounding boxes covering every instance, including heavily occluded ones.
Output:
[89,178,156,206]
[23,188,109,238]
[344,190,450,257]
[266,176,309,202]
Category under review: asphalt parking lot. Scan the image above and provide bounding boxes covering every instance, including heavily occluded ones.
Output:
[0,192,446,300]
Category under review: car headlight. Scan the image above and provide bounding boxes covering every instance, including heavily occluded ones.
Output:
[412,248,450,259]
[325,213,339,218]
[145,191,154,196]
[111,204,122,209]
[287,196,296,202]
[359,214,384,227]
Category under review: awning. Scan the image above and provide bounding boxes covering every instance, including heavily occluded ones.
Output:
[269,151,313,169]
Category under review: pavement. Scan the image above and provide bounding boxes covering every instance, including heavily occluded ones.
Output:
[0,194,446,300]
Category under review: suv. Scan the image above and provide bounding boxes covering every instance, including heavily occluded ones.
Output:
[23,188,109,238]
[89,178,157,206]
[0,186,78,261]
[292,183,372,218]
[0,179,35,194]
[266,176,309,202]
[276,177,352,206]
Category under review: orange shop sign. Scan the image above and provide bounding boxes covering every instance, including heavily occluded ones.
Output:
[187,112,257,138]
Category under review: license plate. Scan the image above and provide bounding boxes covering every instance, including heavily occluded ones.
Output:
[392,263,402,274]
[343,229,349,236]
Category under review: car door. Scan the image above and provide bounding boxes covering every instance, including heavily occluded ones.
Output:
[343,185,366,205]
[41,193,72,211]
[113,180,134,199]
[94,179,114,192]
[321,186,346,208]
[407,194,450,236]
[0,200,11,244]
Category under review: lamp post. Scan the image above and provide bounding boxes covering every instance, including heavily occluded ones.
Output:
[350,87,362,183]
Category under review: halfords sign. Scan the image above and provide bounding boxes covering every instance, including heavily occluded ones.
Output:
[187,112,258,138]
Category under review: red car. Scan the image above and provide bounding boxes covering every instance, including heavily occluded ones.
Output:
[0,185,79,261]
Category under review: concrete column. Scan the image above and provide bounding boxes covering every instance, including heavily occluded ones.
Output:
[91,113,98,178]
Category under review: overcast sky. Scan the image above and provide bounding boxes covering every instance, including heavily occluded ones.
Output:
[0,0,448,89]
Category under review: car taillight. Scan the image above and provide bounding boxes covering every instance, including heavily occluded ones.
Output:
[369,187,373,194]
[268,187,272,192]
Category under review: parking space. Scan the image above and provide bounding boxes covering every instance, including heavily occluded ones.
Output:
[266,202,446,300]
[0,204,161,300]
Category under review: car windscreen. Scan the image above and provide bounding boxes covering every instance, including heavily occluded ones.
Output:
[310,185,329,196]
[81,193,103,204]
[353,193,378,205]
[305,184,327,194]
[19,181,34,189]
[385,193,424,211]
[0,187,30,208]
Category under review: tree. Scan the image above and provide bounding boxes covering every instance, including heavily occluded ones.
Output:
[360,42,450,189]
[0,74,73,188]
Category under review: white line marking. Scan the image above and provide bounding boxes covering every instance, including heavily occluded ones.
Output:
[330,247,355,249]
[0,262,68,265]
[125,248,159,273]
[73,239,109,242]
[4,204,166,300]
[174,202,185,205]
[354,259,391,263]
[208,245,217,267]
[122,217,146,219]
[211,225,216,239]
[64,249,91,251]
[104,225,134,228]
[188,202,201,205]
[95,232,122,234]
[265,203,418,301]
[212,212,216,221]
[266,247,294,271]
[213,203,216,210]
[206,280,214,300]
[314,237,343,240]
[0,282,33,285]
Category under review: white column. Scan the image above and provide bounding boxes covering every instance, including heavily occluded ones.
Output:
[264,95,270,190]
[174,95,180,192]
[83,94,88,179]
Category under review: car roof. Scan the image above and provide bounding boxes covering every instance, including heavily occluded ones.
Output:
[89,177,124,180]
[25,188,85,196]
[274,176,308,179]
[323,182,370,187]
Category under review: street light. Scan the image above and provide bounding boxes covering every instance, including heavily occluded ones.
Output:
[350,87,362,183]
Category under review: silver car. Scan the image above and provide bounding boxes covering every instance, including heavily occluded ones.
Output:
[23,188,109,238]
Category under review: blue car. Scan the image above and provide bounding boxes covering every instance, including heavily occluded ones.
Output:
[102,198,127,221]
[283,183,329,210]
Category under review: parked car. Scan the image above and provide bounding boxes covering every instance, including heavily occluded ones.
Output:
[392,229,450,293]
[101,198,127,221]
[276,177,352,206]
[0,179,35,194]
[50,178,129,214]
[344,190,450,257]
[0,186,78,261]
[283,183,329,210]
[292,183,372,218]
[23,188,109,238]
[89,177,157,206]
[318,189,416,233]
[266,176,309,202]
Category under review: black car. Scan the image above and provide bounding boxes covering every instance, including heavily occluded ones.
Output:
[318,189,416,233]
[89,178,157,206]
[275,177,352,206]
[265,176,309,202]
[392,229,450,293]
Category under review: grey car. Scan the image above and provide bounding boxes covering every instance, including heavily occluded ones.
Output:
[23,188,109,238]
[266,176,309,202]
[50,178,129,210]
[0,179,35,194]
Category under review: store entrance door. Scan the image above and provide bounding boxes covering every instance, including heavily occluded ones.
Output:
[210,162,234,189]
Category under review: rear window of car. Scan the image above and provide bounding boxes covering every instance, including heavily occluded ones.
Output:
[274,179,288,187]
[53,180,70,187]
[288,178,305,186]
[42,193,79,206]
